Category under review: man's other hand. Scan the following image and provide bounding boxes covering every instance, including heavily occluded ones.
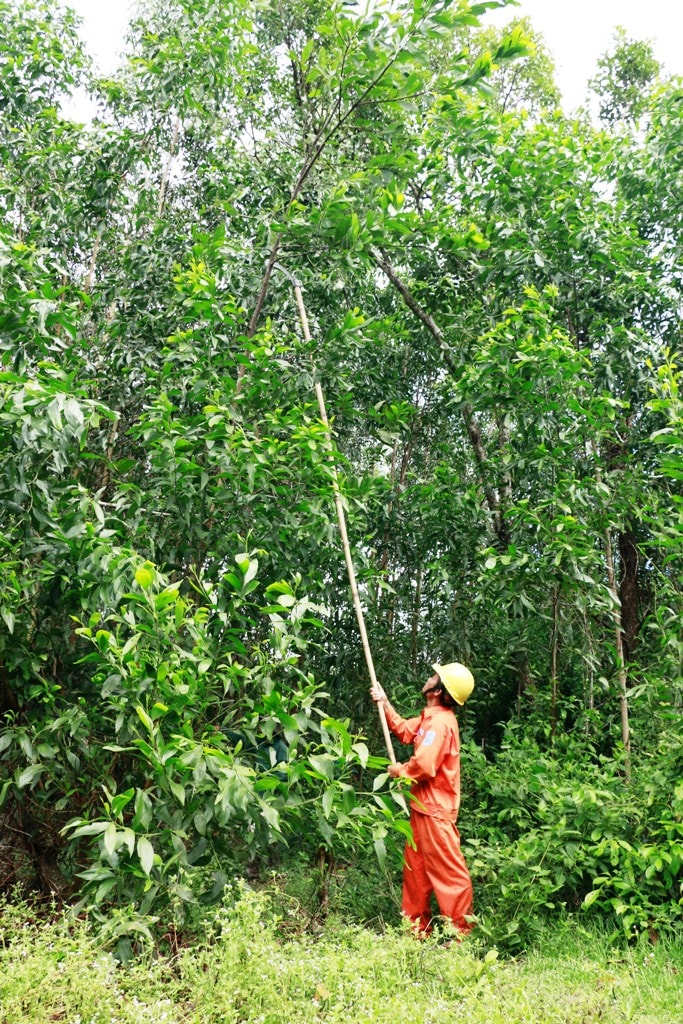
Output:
[370,683,387,703]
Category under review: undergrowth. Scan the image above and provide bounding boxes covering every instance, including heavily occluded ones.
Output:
[1,888,682,1024]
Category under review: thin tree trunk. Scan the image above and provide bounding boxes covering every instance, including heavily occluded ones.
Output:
[515,651,534,709]
[157,116,182,218]
[84,236,101,293]
[583,607,596,724]
[591,441,631,768]
[550,586,559,741]
[618,525,640,663]
[370,246,510,548]
[379,439,399,577]
[411,565,423,672]
[604,526,631,766]
[497,412,513,513]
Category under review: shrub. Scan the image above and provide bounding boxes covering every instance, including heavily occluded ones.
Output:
[461,727,683,948]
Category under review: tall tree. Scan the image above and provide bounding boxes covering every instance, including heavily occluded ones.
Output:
[589,27,661,127]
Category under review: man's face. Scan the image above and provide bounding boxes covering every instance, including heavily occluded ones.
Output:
[422,672,440,696]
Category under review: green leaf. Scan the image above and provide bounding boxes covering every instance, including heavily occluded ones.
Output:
[121,634,141,658]
[121,828,136,857]
[266,581,294,596]
[0,780,13,809]
[111,788,135,816]
[1,608,15,634]
[352,742,369,767]
[260,803,281,831]
[309,754,334,780]
[135,565,155,589]
[96,877,118,902]
[104,822,118,857]
[63,397,84,428]
[135,706,154,735]
[47,398,63,431]
[137,836,155,876]
[390,790,409,813]
[234,552,250,573]
[16,764,45,788]
[70,821,109,838]
[322,787,334,819]
[583,889,602,908]
[301,38,315,65]
[169,779,186,805]
[134,790,153,830]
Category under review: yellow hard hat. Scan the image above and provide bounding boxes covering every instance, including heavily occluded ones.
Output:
[432,662,474,705]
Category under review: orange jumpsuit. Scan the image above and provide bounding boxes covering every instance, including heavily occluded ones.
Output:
[385,703,473,934]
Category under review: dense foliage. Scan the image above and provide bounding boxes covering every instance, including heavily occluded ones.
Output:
[0,0,681,952]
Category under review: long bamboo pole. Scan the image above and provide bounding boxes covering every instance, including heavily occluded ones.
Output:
[279,268,396,763]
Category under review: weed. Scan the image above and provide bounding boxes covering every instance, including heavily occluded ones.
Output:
[2,889,682,1024]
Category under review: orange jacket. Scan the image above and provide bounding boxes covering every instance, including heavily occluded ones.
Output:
[384,704,461,822]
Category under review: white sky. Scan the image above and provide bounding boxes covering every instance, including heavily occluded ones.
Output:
[489,0,683,109]
[68,0,682,111]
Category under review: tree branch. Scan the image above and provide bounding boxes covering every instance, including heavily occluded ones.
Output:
[238,19,425,393]
[370,245,509,546]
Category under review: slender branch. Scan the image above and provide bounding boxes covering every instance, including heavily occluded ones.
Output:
[498,411,513,510]
[603,525,631,761]
[80,124,157,295]
[591,441,631,771]
[370,246,456,369]
[371,245,508,545]
[84,235,101,294]
[238,21,423,392]
[550,586,559,741]
[411,565,423,672]
[157,115,182,218]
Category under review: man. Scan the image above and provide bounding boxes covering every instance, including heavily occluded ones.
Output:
[371,662,474,935]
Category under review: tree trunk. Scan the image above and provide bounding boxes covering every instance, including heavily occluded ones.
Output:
[591,441,631,768]
[411,565,423,672]
[550,586,559,741]
[371,247,510,549]
[157,116,182,217]
[604,527,631,769]
[618,525,640,663]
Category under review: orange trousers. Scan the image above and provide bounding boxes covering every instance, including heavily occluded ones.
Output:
[402,811,473,934]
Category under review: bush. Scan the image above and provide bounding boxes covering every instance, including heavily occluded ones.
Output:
[0,554,409,939]
[460,727,683,949]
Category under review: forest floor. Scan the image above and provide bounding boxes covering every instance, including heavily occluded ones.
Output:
[1,894,681,1024]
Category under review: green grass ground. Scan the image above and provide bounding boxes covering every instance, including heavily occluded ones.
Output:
[1,893,681,1024]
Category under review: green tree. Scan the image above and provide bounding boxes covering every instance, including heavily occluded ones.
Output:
[589,27,661,127]
[0,0,681,945]
[470,16,560,114]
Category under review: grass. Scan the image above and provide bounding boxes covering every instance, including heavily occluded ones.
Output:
[1,890,681,1024]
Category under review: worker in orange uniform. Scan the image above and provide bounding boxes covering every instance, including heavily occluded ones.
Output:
[371,663,474,935]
